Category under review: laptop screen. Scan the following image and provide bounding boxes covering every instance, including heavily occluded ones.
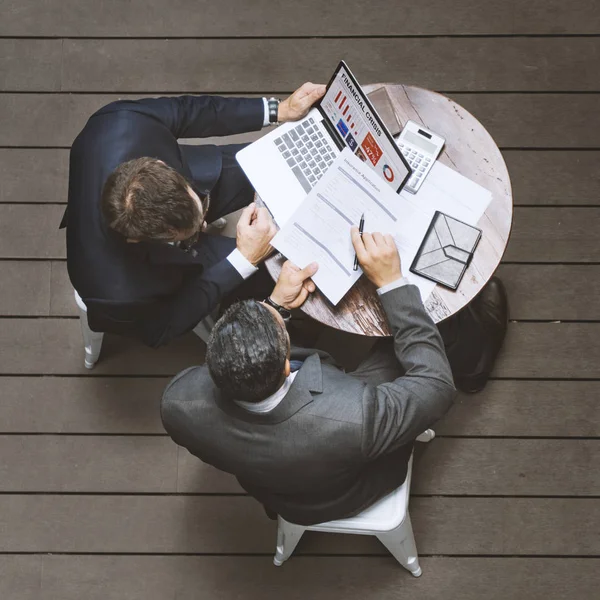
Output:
[319,61,411,193]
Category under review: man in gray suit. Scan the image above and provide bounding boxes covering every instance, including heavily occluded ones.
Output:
[161,228,456,526]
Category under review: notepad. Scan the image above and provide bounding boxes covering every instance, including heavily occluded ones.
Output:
[410,211,482,290]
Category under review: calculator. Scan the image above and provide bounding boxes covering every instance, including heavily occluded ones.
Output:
[396,120,445,194]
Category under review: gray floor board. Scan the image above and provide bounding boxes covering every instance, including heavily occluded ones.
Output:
[0,149,69,204]
[2,435,594,495]
[2,377,597,436]
[4,205,600,262]
[0,39,62,92]
[37,262,600,320]
[3,148,600,207]
[58,38,600,93]
[0,377,166,433]
[0,495,597,554]
[2,93,600,148]
[0,319,205,375]
[505,207,600,263]
[0,319,598,378]
[35,556,600,600]
[0,261,51,316]
[437,381,600,437]
[0,0,523,37]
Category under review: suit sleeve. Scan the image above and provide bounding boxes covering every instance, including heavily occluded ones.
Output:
[141,258,244,348]
[361,285,456,459]
[95,95,265,139]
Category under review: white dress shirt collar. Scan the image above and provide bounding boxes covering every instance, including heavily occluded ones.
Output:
[234,371,299,414]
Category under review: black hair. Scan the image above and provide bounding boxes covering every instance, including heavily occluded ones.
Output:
[206,300,289,402]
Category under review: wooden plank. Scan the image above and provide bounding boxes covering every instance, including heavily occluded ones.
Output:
[505,208,600,263]
[7,262,599,321]
[1,149,597,208]
[504,151,600,206]
[0,93,263,147]
[0,261,50,316]
[0,556,40,600]
[37,556,600,600]
[412,439,600,495]
[437,381,600,437]
[0,436,178,493]
[513,0,600,34]
[6,205,599,263]
[0,39,61,92]
[0,495,597,554]
[61,38,600,93]
[174,439,599,496]
[2,93,600,149]
[1,378,598,437]
[448,94,600,149]
[5,0,600,36]
[494,323,600,379]
[0,319,206,375]
[0,205,64,259]
[497,264,600,320]
[0,377,167,433]
[0,320,599,378]
[0,0,517,37]
[49,260,73,316]
[0,149,69,204]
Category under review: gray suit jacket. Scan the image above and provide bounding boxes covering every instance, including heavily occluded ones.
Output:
[161,285,456,525]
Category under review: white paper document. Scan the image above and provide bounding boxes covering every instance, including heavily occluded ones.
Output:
[272,149,435,305]
[401,161,492,226]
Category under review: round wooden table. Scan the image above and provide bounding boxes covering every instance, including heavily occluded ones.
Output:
[266,84,513,336]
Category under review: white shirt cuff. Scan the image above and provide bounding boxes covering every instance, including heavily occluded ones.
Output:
[227,248,259,280]
[377,277,410,296]
[262,98,270,127]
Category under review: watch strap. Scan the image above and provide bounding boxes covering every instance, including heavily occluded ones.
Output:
[263,296,291,321]
[267,97,280,124]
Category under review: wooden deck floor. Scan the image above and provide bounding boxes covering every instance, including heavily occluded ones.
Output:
[1,1,599,597]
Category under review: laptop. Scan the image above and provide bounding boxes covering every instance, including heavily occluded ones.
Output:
[236,61,412,225]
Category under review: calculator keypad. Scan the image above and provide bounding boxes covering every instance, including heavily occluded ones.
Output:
[398,142,432,191]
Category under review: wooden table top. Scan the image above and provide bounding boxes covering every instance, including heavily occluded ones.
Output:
[266,83,513,335]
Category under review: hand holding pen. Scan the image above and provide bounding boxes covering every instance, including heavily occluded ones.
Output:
[353,213,365,271]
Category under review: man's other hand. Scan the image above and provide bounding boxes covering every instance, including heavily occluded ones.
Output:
[351,227,402,288]
[278,83,327,123]
[236,203,277,265]
[270,260,319,309]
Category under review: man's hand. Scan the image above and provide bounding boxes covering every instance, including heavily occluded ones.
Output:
[270,260,319,309]
[236,203,277,265]
[278,83,327,123]
[351,227,402,288]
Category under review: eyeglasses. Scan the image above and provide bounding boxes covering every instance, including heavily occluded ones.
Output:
[178,192,211,254]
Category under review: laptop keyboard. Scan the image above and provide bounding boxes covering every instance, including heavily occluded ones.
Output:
[274,117,338,194]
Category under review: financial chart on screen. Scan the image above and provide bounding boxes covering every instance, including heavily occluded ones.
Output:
[320,63,410,192]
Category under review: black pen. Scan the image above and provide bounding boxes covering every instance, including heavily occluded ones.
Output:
[353,213,365,271]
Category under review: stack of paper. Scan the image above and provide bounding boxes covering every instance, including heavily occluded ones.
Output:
[271,148,492,306]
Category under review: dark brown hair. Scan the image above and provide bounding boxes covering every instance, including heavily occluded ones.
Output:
[101,157,203,241]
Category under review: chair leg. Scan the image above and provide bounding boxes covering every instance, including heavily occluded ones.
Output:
[192,310,218,344]
[376,513,422,577]
[416,429,435,443]
[74,293,104,369]
[273,518,306,566]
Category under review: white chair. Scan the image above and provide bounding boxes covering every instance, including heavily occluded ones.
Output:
[73,290,216,369]
[273,429,435,576]
[74,290,105,369]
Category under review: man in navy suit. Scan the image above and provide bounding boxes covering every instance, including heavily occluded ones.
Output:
[62,84,325,347]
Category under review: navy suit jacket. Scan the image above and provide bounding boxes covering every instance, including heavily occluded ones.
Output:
[64,95,264,347]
